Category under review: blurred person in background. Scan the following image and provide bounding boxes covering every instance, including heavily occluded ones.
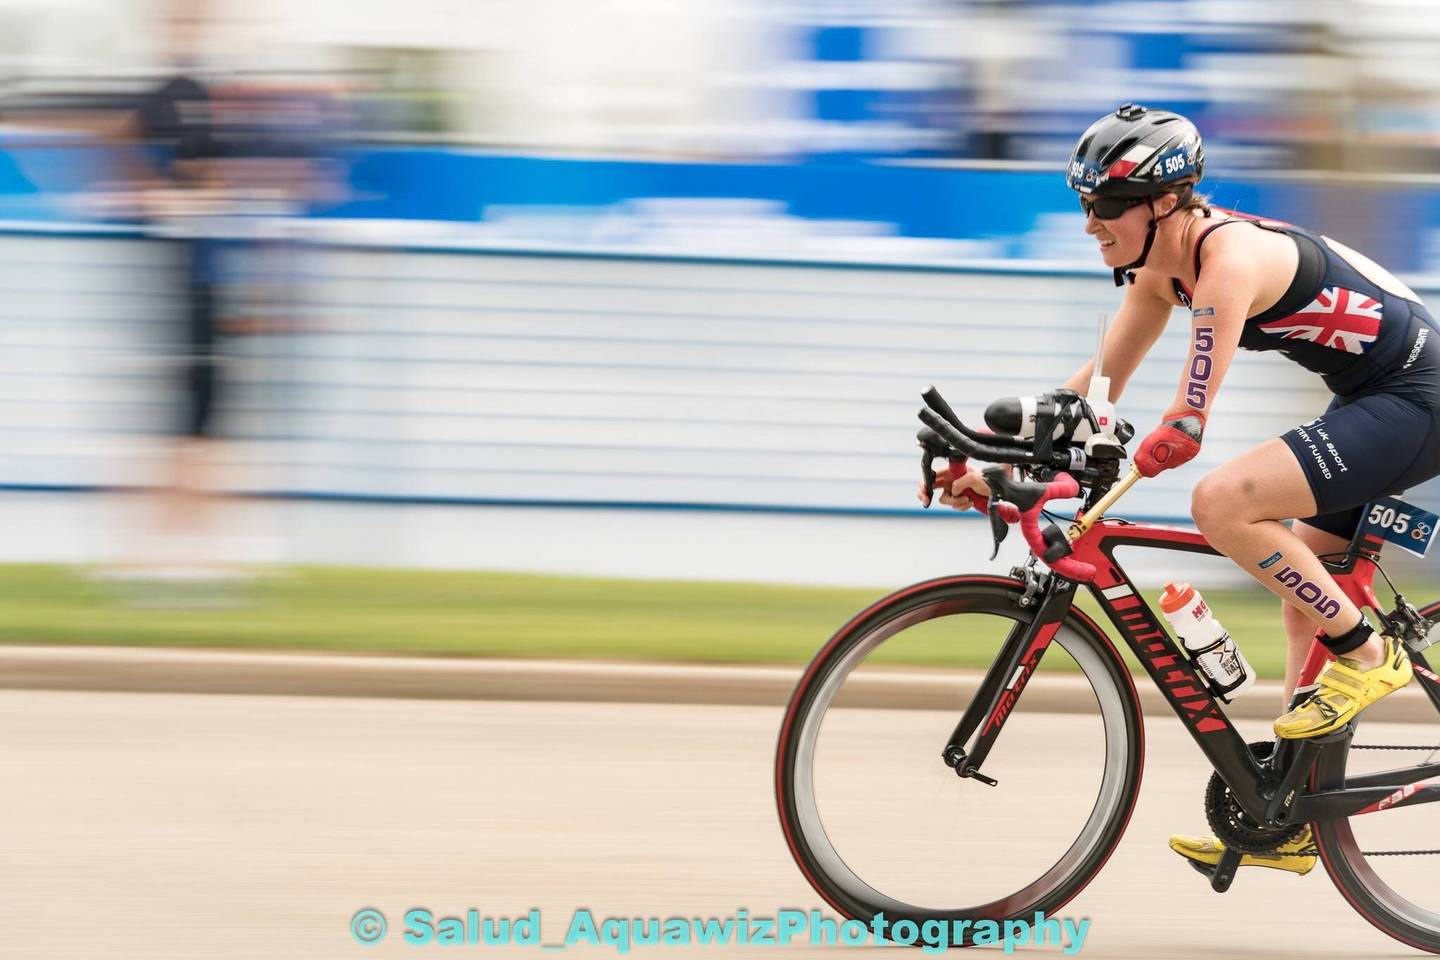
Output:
[939,103,1440,876]
[91,0,330,595]
[122,2,231,585]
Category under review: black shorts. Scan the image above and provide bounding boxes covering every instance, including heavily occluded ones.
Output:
[1284,315,1440,540]
[178,282,220,438]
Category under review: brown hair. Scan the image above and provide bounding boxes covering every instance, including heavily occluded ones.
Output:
[1167,179,1212,216]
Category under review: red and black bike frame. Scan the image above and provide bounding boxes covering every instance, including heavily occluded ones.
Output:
[944,516,1440,825]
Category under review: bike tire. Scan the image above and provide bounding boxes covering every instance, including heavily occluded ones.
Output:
[1312,598,1440,954]
[774,574,1144,937]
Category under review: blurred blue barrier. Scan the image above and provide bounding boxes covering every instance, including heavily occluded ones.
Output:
[5,145,1440,274]
[324,152,1440,276]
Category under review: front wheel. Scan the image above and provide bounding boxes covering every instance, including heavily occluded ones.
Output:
[775,575,1144,936]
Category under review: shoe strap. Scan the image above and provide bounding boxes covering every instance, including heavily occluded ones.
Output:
[1319,660,1367,697]
[1383,634,1408,663]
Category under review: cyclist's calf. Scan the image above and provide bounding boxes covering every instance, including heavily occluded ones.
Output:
[1188,461,1368,641]
[1280,600,1319,700]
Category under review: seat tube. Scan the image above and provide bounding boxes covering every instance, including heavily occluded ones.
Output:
[1299,534,1385,689]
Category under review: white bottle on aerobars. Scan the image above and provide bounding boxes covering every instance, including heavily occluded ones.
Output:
[1085,313,1117,443]
[1078,311,1123,459]
[1159,582,1257,703]
[1012,313,1121,447]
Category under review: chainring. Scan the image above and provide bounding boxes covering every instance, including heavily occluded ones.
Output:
[1204,740,1306,854]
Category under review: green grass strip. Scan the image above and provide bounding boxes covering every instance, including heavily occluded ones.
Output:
[4,564,1431,677]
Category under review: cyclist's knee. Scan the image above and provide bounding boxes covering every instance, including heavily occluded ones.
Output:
[1190,470,1239,533]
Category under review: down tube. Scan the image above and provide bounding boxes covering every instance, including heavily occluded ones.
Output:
[1080,528,1267,802]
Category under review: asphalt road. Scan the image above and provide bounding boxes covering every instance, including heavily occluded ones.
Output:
[0,690,1428,959]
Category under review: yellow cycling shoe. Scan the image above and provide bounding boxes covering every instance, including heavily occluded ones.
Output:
[1274,633,1412,740]
[1169,827,1317,876]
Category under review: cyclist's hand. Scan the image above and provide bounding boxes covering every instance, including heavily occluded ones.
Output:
[1135,411,1205,478]
[923,461,991,511]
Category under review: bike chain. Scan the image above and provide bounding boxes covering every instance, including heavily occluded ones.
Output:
[1322,745,1440,857]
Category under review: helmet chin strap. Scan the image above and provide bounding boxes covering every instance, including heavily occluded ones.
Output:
[1112,191,1192,286]
[1114,197,1158,287]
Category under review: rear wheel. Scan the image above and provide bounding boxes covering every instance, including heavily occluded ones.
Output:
[1312,598,1440,954]
[774,575,1144,937]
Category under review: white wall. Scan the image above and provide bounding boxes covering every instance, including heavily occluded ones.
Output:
[2,230,1411,587]
[0,234,1334,512]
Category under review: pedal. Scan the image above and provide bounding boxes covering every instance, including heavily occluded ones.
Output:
[1209,847,1243,893]
[1310,724,1356,745]
[1183,847,1243,893]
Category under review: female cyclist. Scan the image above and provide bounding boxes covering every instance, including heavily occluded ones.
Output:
[940,103,1440,876]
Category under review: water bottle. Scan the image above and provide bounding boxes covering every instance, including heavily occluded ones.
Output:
[1159,582,1256,702]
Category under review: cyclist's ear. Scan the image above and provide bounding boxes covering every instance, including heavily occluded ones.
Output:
[1153,193,1178,218]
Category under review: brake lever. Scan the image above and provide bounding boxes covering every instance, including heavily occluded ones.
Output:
[916,427,950,507]
[919,450,938,507]
[987,501,1010,559]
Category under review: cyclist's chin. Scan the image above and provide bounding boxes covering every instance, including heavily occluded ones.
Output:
[1097,240,1131,266]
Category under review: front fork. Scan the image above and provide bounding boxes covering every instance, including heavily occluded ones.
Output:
[941,571,1077,785]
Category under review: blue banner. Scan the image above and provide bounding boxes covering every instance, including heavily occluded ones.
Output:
[1,140,1439,274]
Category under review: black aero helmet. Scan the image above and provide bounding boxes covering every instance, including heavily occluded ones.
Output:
[1068,103,1205,285]
[1067,103,1204,198]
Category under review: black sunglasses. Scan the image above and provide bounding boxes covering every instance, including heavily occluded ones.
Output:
[1079,195,1149,220]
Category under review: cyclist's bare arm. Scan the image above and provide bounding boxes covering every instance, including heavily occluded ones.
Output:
[1168,249,1260,422]
[939,271,1176,508]
[1062,268,1176,401]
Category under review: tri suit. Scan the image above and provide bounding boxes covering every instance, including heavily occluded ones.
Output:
[1172,211,1440,540]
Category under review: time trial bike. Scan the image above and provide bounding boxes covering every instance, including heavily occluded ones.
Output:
[775,386,1440,953]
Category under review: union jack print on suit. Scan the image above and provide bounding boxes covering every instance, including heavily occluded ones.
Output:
[1257,286,1382,354]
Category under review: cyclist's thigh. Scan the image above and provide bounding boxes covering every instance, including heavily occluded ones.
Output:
[1281,391,1440,519]
[1202,437,1317,521]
